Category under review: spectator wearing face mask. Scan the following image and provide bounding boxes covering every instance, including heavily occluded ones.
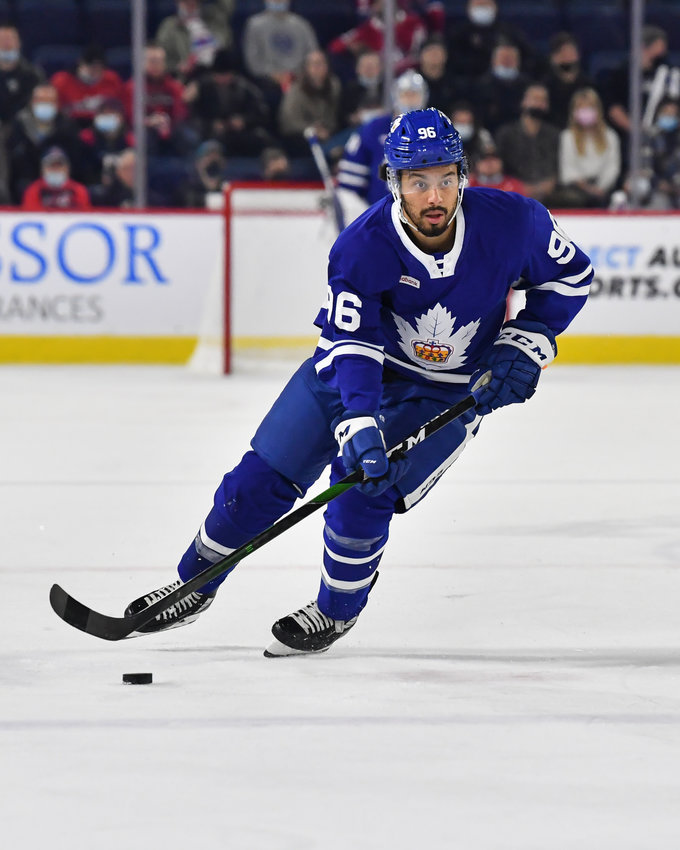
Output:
[447,0,536,84]
[637,98,680,209]
[174,139,226,207]
[556,87,620,208]
[7,83,85,203]
[79,98,135,185]
[51,46,126,129]
[604,25,680,139]
[474,42,531,133]
[495,82,560,203]
[0,25,43,123]
[21,146,91,210]
[542,32,593,129]
[450,101,493,168]
[467,141,527,194]
[0,24,44,202]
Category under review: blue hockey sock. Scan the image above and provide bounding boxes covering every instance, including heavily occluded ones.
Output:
[178,450,308,594]
[317,524,388,620]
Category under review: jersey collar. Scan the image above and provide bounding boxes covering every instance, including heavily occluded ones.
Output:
[390,199,466,279]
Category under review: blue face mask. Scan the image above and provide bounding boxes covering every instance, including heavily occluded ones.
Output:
[0,48,19,64]
[657,114,679,133]
[94,113,122,134]
[33,102,57,123]
[493,65,519,82]
[44,169,67,188]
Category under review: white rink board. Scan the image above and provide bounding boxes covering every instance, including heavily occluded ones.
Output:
[230,188,335,340]
[557,212,680,335]
[229,192,680,343]
[0,211,224,337]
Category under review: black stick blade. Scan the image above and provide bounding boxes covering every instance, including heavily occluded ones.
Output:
[49,584,139,641]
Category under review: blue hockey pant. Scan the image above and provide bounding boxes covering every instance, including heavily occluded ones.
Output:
[178,358,481,619]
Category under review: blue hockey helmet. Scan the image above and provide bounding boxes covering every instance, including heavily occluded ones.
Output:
[384,107,468,228]
[384,107,465,170]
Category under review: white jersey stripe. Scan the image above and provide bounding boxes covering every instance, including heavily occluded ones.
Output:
[527,280,591,297]
[338,172,368,187]
[315,344,385,373]
[559,263,593,284]
[383,353,472,382]
[337,159,371,175]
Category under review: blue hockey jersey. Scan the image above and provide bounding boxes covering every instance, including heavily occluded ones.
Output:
[313,187,592,413]
[337,114,392,205]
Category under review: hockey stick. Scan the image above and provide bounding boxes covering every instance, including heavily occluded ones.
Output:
[49,374,489,641]
[304,126,345,234]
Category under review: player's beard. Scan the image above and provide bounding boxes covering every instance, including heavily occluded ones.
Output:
[402,198,455,237]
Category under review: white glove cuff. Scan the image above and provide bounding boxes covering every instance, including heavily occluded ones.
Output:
[494,325,556,367]
[334,415,379,450]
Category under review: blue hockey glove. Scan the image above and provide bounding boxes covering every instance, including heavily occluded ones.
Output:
[469,319,557,416]
[332,410,410,497]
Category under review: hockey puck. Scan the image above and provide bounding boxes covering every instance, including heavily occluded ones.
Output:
[122,673,153,685]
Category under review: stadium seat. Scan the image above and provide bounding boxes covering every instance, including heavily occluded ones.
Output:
[106,45,132,80]
[31,43,82,78]
[15,0,83,55]
[82,0,131,50]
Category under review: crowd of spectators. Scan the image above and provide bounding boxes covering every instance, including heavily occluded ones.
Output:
[0,0,679,211]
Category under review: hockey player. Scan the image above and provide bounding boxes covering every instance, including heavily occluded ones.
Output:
[126,108,593,656]
[336,68,429,223]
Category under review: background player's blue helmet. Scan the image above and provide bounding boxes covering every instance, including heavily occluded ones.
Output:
[384,107,468,228]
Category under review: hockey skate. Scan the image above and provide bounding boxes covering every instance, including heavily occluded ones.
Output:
[124,579,216,634]
[264,599,359,657]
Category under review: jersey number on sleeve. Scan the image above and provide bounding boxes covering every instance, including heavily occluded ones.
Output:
[547,212,576,265]
[324,286,362,331]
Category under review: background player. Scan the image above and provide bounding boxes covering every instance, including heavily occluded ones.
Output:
[126,108,593,656]
[336,68,429,223]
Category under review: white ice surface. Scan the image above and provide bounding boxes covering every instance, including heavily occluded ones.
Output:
[2,359,680,849]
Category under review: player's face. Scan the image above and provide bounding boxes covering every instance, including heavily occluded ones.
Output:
[400,166,460,237]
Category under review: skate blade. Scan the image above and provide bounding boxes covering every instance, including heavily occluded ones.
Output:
[263,637,330,658]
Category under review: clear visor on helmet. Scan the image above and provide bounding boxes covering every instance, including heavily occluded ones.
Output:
[387,163,467,200]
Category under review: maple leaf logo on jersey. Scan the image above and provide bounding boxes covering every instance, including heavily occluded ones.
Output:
[392,305,481,370]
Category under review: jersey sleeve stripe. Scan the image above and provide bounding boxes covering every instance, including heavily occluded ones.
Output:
[337,159,371,174]
[317,335,383,353]
[558,263,593,284]
[315,343,385,373]
[526,280,591,297]
[338,172,368,187]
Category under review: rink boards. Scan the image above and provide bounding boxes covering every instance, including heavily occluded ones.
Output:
[0,193,678,365]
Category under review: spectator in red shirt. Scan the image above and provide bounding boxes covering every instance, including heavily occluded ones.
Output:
[21,146,91,210]
[125,43,197,156]
[467,141,528,194]
[51,45,126,129]
[329,0,427,73]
